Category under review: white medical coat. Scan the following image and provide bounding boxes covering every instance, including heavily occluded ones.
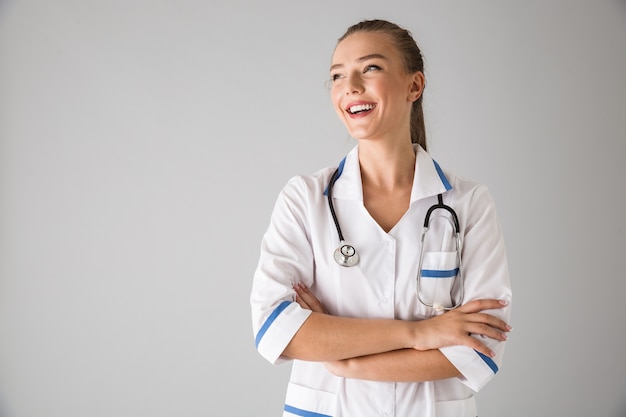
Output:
[251,145,512,417]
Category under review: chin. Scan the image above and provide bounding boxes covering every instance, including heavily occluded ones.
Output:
[348,131,379,141]
[345,127,372,140]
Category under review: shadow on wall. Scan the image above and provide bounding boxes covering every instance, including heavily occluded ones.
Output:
[614,400,626,417]
[0,0,15,16]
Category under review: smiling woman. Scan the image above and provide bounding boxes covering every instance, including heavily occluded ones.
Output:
[332,20,428,151]
[250,19,512,417]
[330,36,422,149]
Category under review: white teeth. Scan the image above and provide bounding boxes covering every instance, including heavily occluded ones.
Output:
[348,104,374,114]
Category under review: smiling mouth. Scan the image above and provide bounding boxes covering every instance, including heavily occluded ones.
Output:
[347,103,376,114]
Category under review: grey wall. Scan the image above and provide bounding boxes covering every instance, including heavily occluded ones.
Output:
[1,1,625,416]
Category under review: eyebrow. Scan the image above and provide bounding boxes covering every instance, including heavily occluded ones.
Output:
[330,53,388,71]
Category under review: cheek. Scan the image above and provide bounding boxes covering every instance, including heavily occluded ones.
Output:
[330,89,344,114]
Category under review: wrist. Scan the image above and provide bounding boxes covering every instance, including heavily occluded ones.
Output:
[407,320,426,351]
[401,321,415,350]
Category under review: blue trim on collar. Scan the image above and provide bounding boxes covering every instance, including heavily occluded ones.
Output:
[323,155,451,196]
[323,156,347,196]
[432,159,452,191]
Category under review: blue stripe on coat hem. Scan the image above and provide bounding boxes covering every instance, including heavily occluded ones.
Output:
[284,404,332,417]
[475,350,499,374]
[255,300,291,348]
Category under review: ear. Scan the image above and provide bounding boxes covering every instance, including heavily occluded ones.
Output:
[408,71,425,102]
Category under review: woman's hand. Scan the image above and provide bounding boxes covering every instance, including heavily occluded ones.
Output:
[411,299,511,357]
[294,282,511,360]
[293,282,329,314]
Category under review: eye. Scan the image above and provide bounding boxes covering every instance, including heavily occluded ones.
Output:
[364,64,382,73]
[330,73,344,82]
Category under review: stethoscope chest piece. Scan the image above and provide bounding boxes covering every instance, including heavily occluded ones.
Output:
[334,241,359,267]
[327,157,465,309]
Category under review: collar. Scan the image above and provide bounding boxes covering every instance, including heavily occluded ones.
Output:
[326,144,452,203]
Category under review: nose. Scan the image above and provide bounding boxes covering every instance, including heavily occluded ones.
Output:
[345,72,364,95]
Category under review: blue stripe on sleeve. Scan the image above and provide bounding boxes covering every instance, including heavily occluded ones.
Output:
[421,268,459,278]
[255,300,291,348]
[475,350,499,374]
[432,159,452,191]
[284,404,332,417]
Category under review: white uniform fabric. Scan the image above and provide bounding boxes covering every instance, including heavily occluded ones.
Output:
[251,145,512,417]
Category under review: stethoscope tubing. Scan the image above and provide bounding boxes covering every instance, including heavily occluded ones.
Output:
[416,225,464,311]
[326,163,463,310]
[327,167,345,242]
[328,167,360,267]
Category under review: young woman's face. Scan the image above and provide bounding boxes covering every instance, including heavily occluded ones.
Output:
[330,31,423,142]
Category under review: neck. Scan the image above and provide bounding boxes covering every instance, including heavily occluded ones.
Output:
[358,139,416,191]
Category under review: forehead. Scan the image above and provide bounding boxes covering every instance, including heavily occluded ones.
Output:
[331,32,400,65]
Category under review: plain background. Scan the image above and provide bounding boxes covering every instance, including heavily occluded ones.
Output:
[1,0,625,416]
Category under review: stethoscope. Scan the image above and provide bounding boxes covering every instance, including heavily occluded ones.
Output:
[326,164,464,311]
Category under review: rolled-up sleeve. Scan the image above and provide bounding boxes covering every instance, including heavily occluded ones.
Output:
[250,177,315,365]
[439,185,512,392]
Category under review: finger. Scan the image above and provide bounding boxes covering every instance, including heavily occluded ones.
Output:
[467,312,512,333]
[464,322,508,342]
[294,293,311,310]
[295,283,328,314]
[456,299,508,314]
[459,335,496,358]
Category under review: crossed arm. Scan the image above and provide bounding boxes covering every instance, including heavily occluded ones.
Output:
[283,282,511,382]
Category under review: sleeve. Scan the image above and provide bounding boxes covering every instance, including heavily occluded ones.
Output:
[250,177,315,365]
[439,185,512,392]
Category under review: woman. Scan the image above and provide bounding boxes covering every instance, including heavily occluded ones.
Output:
[251,19,512,417]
